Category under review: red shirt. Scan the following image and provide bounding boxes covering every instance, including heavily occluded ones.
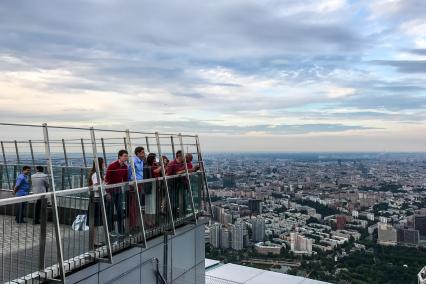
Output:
[187,162,193,170]
[166,159,185,175]
[152,163,162,178]
[105,160,128,192]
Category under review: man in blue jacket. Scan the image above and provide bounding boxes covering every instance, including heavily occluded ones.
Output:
[13,166,31,223]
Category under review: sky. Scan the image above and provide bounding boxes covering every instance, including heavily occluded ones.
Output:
[0,0,425,152]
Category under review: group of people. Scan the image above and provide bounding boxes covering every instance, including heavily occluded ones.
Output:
[12,148,200,240]
[12,165,49,224]
[88,147,199,237]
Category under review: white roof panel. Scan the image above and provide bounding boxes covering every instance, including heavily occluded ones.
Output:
[206,263,330,284]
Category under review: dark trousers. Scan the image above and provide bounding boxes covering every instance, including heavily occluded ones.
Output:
[33,199,42,224]
[33,198,47,225]
[15,202,27,223]
[106,190,123,234]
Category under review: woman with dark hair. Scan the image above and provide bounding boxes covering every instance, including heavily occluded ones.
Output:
[144,153,161,227]
[162,156,169,169]
[88,157,104,247]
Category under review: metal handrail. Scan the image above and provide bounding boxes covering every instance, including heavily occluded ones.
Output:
[0,123,212,283]
[0,171,202,204]
[0,122,198,138]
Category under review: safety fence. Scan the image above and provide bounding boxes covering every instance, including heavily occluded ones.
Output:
[0,123,213,283]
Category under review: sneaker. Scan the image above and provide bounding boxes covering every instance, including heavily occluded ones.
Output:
[109,232,118,238]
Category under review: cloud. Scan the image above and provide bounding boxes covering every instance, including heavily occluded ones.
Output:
[326,87,356,98]
[371,60,426,73]
[126,120,375,135]
[0,1,425,151]
[406,49,426,56]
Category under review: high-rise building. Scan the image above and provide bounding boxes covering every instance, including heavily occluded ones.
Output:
[290,232,313,255]
[213,205,225,223]
[210,223,222,248]
[230,222,244,251]
[223,212,233,225]
[414,215,426,238]
[223,172,237,188]
[248,199,262,214]
[336,215,347,230]
[397,228,420,246]
[378,222,397,246]
[251,218,265,242]
[220,227,230,249]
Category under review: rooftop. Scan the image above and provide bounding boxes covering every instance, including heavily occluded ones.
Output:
[205,259,329,284]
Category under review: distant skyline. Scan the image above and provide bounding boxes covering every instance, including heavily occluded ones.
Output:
[0,0,425,152]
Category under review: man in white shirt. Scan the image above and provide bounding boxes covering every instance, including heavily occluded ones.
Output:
[31,166,49,224]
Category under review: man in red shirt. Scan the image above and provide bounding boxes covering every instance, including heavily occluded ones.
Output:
[185,153,200,172]
[105,149,128,236]
[167,151,186,218]
[166,150,185,175]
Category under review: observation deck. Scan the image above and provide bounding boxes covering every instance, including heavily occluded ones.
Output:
[0,123,212,283]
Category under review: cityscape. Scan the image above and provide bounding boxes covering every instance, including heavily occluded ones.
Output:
[204,153,426,283]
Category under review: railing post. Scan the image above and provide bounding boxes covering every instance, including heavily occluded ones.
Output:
[123,137,128,152]
[101,137,107,165]
[39,194,48,271]
[145,136,151,153]
[81,138,88,188]
[195,135,213,218]
[42,123,66,283]
[0,164,3,189]
[29,140,36,185]
[0,142,11,189]
[29,139,36,166]
[178,134,197,224]
[61,167,66,190]
[155,132,175,235]
[81,138,88,168]
[14,140,20,165]
[170,136,175,156]
[125,129,147,248]
[13,165,17,184]
[90,127,113,263]
[62,139,72,189]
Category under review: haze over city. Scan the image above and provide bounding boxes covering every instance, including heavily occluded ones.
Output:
[1,0,425,152]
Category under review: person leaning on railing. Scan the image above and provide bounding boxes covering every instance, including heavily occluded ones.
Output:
[159,155,169,217]
[166,151,184,218]
[88,157,105,247]
[12,165,31,223]
[104,150,128,238]
[144,153,162,228]
[127,146,145,233]
[31,166,49,225]
[185,153,200,172]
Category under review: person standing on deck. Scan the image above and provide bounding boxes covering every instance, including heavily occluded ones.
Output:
[13,166,31,223]
[31,166,49,224]
[127,147,145,232]
[105,150,128,237]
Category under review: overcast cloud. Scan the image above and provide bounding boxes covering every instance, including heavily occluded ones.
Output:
[0,0,425,151]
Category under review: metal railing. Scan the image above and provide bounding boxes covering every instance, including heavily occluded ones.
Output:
[0,123,213,283]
